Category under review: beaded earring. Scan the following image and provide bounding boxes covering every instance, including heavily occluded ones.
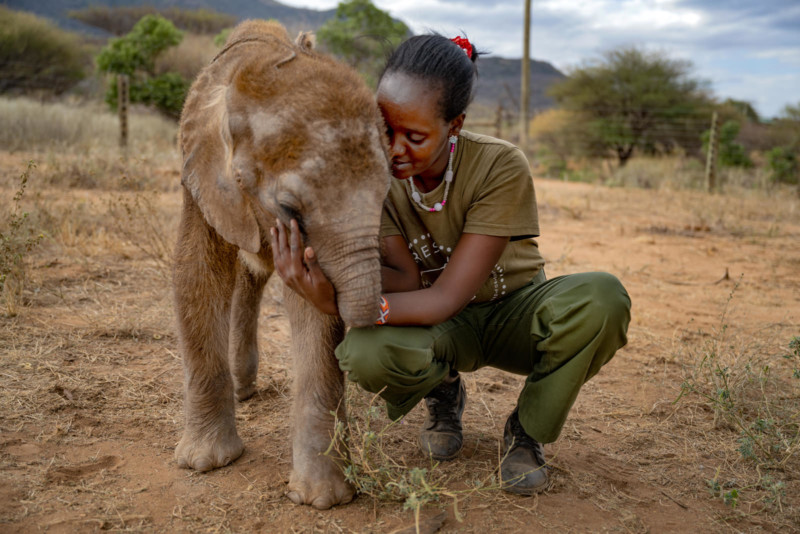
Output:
[407,135,458,212]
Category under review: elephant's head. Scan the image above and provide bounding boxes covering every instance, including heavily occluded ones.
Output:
[179,20,390,326]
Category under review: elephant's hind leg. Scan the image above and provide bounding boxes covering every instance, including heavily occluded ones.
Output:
[173,194,244,472]
[229,252,271,402]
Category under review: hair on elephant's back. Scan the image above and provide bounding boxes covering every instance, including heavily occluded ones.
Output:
[223,19,292,47]
[184,20,377,131]
[232,43,375,126]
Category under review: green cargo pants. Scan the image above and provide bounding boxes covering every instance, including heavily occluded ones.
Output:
[334,271,631,443]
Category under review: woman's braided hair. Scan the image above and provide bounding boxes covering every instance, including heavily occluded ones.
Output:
[380,34,480,122]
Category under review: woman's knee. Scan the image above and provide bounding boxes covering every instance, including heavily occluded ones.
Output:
[588,272,631,323]
[335,326,436,394]
[335,328,387,388]
[576,272,631,355]
[555,272,630,342]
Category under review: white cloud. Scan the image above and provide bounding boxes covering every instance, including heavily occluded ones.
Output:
[279,0,800,116]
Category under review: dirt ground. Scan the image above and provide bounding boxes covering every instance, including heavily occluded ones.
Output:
[1,151,798,533]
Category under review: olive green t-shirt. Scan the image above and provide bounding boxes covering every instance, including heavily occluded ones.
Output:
[381,130,545,303]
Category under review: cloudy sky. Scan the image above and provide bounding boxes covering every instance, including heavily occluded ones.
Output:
[281,0,800,118]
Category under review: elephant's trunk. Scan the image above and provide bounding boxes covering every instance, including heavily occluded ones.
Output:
[315,231,382,327]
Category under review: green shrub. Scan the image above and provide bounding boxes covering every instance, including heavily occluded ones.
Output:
[134,73,190,121]
[214,28,232,48]
[766,146,798,185]
[317,0,409,87]
[702,120,753,168]
[0,6,89,95]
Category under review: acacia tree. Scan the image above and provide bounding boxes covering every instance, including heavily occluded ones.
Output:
[96,14,189,120]
[549,47,710,166]
[317,0,409,87]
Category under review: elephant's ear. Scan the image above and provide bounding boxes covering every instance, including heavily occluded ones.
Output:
[180,34,304,254]
[295,31,315,51]
[180,33,297,254]
[180,84,261,254]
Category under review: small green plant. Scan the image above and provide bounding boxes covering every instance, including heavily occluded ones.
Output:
[1,161,44,315]
[707,475,734,508]
[788,337,800,379]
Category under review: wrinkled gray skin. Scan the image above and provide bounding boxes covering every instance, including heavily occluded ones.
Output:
[172,20,390,510]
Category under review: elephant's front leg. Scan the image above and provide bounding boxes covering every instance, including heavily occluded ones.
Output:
[173,202,244,472]
[283,288,354,509]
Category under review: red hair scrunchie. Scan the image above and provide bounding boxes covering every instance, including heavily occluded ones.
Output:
[450,36,473,58]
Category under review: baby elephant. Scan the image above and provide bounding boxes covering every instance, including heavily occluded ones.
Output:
[173,20,390,509]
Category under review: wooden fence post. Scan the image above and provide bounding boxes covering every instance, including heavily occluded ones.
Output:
[117,74,129,152]
[705,111,718,192]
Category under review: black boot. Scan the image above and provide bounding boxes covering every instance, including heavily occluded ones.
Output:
[418,374,466,461]
[500,408,548,494]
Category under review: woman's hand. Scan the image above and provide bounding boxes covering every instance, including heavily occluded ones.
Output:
[270,219,339,315]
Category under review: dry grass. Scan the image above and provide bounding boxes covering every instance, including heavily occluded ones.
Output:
[672,277,799,512]
[325,384,513,529]
[0,161,44,316]
[0,95,177,155]
[604,156,778,191]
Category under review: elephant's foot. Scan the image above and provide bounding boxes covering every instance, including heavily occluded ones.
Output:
[175,424,244,472]
[287,455,355,509]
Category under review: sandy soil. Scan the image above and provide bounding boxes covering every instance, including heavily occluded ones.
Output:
[1,152,798,533]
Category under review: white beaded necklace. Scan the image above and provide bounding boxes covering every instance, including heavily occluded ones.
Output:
[406,135,457,212]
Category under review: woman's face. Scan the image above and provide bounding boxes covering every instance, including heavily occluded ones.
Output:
[377,73,460,181]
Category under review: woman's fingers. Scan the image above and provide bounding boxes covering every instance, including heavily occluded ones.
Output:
[272,220,296,280]
[272,219,309,283]
[290,219,301,253]
[270,221,338,315]
[304,247,324,285]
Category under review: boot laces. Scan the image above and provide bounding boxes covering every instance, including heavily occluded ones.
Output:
[507,410,545,466]
[425,379,462,429]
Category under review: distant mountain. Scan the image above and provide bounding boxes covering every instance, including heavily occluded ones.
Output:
[3,0,565,110]
[2,0,336,36]
[476,57,565,112]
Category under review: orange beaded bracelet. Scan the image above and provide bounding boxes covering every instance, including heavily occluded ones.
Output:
[375,295,389,325]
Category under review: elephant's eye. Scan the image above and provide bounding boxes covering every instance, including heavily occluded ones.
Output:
[280,204,307,238]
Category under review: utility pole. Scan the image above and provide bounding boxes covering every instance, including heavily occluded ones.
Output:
[520,0,531,151]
